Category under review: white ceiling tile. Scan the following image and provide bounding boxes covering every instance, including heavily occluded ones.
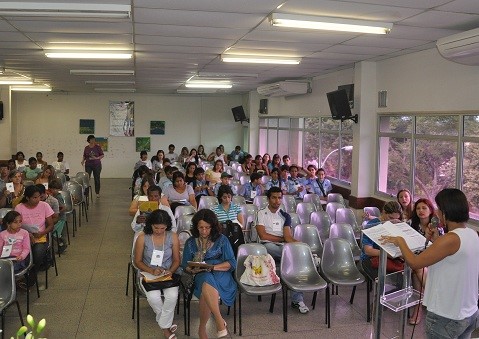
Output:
[134,0,284,13]
[399,10,479,30]
[134,35,234,48]
[345,36,428,49]
[325,44,400,55]
[343,0,451,8]
[8,20,133,34]
[134,23,249,40]
[437,0,479,14]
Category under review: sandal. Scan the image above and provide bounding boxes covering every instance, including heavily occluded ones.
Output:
[217,321,228,338]
[167,334,177,339]
[408,305,422,325]
[170,324,177,333]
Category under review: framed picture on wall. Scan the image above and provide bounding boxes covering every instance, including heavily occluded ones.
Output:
[150,121,165,135]
[79,119,95,134]
[136,137,151,152]
[96,137,108,152]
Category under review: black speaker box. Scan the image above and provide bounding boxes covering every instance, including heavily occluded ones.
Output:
[259,99,268,114]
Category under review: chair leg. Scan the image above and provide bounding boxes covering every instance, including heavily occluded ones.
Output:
[126,262,131,296]
[15,300,24,326]
[282,287,288,332]
[65,220,71,245]
[34,270,40,298]
[1,310,4,339]
[366,278,371,322]
[136,289,140,339]
[131,272,136,319]
[52,247,58,277]
[312,291,317,310]
[233,298,236,334]
[239,293,242,336]
[26,272,30,314]
[84,202,89,222]
[326,285,331,328]
[269,293,276,313]
[349,286,357,304]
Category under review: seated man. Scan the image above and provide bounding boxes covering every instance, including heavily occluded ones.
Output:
[51,151,70,180]
[256,187,309,314]
[157,165,177,193]
[239,172,264,203]
[133,150,152,171]
[286,165,306,199]
[265,168,280,192]
[315,167,332,198]
[190,167,209,205]
[229,145,245,163]
[211,172,237,197]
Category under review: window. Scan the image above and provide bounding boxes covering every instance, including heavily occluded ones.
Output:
[377,114,479,220]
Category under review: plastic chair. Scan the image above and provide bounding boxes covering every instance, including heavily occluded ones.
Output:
[239,175,250,185]
[76,172,92,209]
[364,206,380,219]
[198,196,219,210]
[280,243,327,332]
[260,175,271,185]
[174,205,196,221]
[327,193,345,205]
[64,180,88,227]
[240,204,258,242]
[0,259,25,338]
[293,224,323,262]
[55,172,67,185]
[253,195,268,210]
[320,238,365,328]
[235,243,283,336]
[329,223,362,260]
[44,232,59,289]
[0,208,12,219]
[232,195,246,206]
[296,202,316,224]
[281,195,297,214]
[335,207,362,238]
[59,190,74,241]
[23,180,35,187]
[177,214,193,233]
[289,212,301,235]
[325,202,343,223]
[310,211,332,242]
[303,193,323,211]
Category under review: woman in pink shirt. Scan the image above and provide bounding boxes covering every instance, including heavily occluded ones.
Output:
[0,210,31,273]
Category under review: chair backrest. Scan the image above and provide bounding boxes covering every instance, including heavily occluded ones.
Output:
[240,204,258,241]
[364,206,381,218]
[76,174,90,189]
[296,202,316,224]
[198,196,219,210]
[310,211,332,241]
[23,180,35,187]
[336,207,361,234]
[253,195,268,210]
[55,172,67,185]
[70,177,86,191]
[280,243,317,280]
[303,193,323,211]
[0,259,16,309]
[239,175,250,185]
[64,181,84,204]
[321,238,364,284]
[232,195,246,206]
[327,193,345,205]
[260,175,271,185]
[0,208,12,219]
[325,202,343,223]
[235,243,268,280]
[58,190,74,213]
[289,212,301,235]
[177,214,193,233]
[178,230,192,252]
[232,183,242,195]
[329,223,362,259]
[281,195,297,214]
[174,205,196,220]
[293,224,323,258]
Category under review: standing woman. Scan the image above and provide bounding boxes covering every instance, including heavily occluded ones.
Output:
[381,189,479,338]
[81,135,104,198]
[397,189,413,221]
[134,209,180,339]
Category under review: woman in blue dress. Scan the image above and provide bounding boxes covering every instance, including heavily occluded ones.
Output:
[182,209,236,339]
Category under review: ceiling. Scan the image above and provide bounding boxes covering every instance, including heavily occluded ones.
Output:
[0,0,478,94]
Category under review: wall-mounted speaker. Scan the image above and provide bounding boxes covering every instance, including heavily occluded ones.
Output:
[259,98,268,114]
[0,101,3,120]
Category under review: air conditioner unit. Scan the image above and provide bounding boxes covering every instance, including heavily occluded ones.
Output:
[436,27,479,65]
[257,81,309,97]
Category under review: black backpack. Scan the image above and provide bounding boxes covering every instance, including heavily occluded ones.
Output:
[221,220,245,257]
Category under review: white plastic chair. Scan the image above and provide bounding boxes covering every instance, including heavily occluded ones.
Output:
[335,207,362,238]
[281,195,297,214]
[325,202,343,223]
[296,202,317,224]
[327,193,345,205]
[198,196,219,210]
[253,195,268,210]
[329,223,362,260]
[303,193,323,211]
[310,211,332,242]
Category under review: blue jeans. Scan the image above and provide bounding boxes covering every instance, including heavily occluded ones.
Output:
[262,242,303,303]
[426,309,478,339]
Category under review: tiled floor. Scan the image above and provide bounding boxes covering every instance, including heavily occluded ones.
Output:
[2,178,427,338]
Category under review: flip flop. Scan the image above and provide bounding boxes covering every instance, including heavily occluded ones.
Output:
[170,324,177,333]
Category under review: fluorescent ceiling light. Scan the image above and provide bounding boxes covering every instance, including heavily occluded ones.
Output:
[0,80,33,85]
[221,54,301,65]
[94,88,136,92]
[185,80,232,89]
[85,80,135,85]
[0,3,130,18]
[11,86,51,92]
[46,51,132,59]
[70,69,135,76]
[197,72,258,78]
[177,89,218,94]
[269,13,392,34]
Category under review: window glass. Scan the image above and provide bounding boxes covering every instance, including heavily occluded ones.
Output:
[303,130,319,168]
[341,120,353,132]
[339,135,353,182]
[259,119,267,128]
[305,117,320,129]
[267,129,277,154]
[320,132,340,177]
[289,130,302,165]
[258,129,267,156]
[463,142,479,220]
[378,136,411,195]
[277,130,289,160]
[279,118,290,128]
[321,117,339,131]
[464,115,479,137]
[379,116,412,134]
[268,119,278,128]
[416,116,458,136]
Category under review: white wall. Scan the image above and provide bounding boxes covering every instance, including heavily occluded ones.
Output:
[0,87,12,158]
[12,93,244,178]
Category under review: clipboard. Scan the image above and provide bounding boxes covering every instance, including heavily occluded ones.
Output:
[187,261,214,270]
[139,201,159,214]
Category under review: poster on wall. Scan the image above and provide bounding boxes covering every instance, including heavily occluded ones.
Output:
[136,137,151,152]
[150,121,165,135]
[109,101,134,136]
[79,119,95,134]
[96,137,109,152]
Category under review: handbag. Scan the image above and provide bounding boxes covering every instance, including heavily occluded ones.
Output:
[141,273,181,292]
[239,254,280,286]
[370,256,404,273]
[180,271,196,294]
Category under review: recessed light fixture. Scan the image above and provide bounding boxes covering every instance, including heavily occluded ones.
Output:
[221,54,301,65]
[177,89,218,94]
[46,51,132,59]
[94,88,136,92]
[0,79,33,85]
[85,80,135,85]
[0,3,131,18]
[11,85,52,92]
[70,69,135,76]
[185,80,232,89]
[269,13,392,34]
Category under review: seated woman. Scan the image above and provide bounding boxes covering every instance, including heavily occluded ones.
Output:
[151,150,165,173]
[179,147,190,167]
[15,151,27,172]
[23,157,42,181]
[164,172,197,213]
[133,165,151,196]
[397,189,413,222]
[181,209,237,339]
[186,149,199,165]
[269,154,281,171]
[213,186,244,227]
[250,155,269,175]
[205,160,224,186]
[134,150,152,171]
[2,170,25,208]
[15,185,54,279]
[134,209,180,339]
[410,198,443,236]
[197,145,207,162]
[129,175,170,216]
[35,165,55,186]
[241,154,253,174]
[36,152,48,170]
[0,210,31,273]
[184,162,197,185]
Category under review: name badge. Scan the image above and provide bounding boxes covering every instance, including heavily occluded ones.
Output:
[272,220,282,232]
[1,244,13,258]
[150,249,164,267]
[250,190,257,199]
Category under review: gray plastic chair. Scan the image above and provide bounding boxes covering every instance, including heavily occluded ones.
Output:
[232,195,246,206]
[329,223,362,260]
[335,207,362,238]
[303,193,323,211]
[239,175,250,185]
[177,214,193,233]
[320,238,365,328]
[59,190,74,241]
[23,180,35,187]
[235,244,283,336]
[293,224,324,261]
[281,195,297,214]
[55,172,67,185]
[296,202,316,224]
[64,180,88,227]
[289,212,301,235]
[76,172,92,209]
[253,195,268,210]
[325,202,343,223]
[327,193,345,205]
[198,196,219,210]
[0,259,25,337]
[310,211,332,241]
[280,243,327,332]
[174,205,196,221]
[240,204,258,242]
[364,206,381,218]
[0,208,12,219]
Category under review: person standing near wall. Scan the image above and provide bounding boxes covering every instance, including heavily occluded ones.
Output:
[81,135,104,198]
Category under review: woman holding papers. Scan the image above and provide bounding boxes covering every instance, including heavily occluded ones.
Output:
[164,171,197,213]
[381,189,479,338]
[134,209,180,339]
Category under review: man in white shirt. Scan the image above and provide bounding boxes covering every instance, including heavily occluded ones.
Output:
[165,144,179,162]
[133,150,153,170]
[256,187,309,314]
[51,152,70,176]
